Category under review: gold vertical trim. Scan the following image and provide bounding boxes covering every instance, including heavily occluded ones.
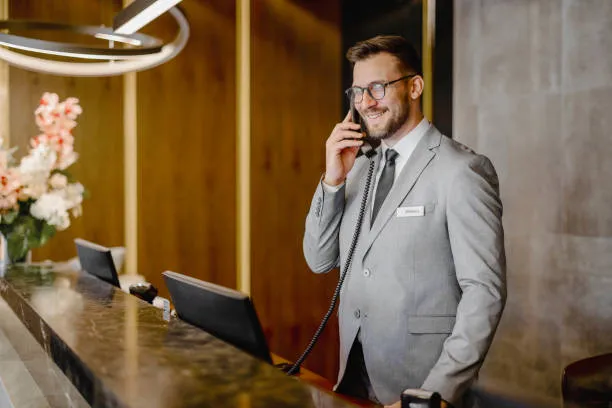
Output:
[124,71,137,275]
[122,0,138,392]
[422,0,435,121]
[0,0,9,147]
[236,0,251,294]
[123,0,138,276]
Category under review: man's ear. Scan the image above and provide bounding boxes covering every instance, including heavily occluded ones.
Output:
[410,75,424,100]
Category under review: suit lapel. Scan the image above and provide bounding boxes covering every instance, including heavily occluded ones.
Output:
[361,126,442,260]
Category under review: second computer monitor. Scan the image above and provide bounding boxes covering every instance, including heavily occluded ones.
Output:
[163,271,272,364]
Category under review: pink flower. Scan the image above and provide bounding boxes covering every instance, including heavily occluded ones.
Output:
[31,93,82,171]
[0,168,21,213]
[63,98,82,120]
[39,92,59,107]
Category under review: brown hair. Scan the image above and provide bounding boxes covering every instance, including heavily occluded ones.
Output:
[346,35,422,75]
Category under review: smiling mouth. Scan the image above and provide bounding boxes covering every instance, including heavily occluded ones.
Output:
[366,111,385,120]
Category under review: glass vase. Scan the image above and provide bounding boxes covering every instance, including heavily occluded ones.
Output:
[1,233,33,267]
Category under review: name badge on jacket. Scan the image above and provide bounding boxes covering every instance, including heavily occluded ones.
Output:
[396,206,425,217]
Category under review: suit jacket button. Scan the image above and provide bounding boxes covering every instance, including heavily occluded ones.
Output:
[354,309,361,319]
[363,269,371,277]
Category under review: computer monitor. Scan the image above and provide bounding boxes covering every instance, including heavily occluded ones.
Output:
[74,238,121,288]
[162,271,272,364]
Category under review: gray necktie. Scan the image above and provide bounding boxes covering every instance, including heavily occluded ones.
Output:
[372,149,399,224]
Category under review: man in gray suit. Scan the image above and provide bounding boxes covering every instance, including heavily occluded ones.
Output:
[303,36,506,408]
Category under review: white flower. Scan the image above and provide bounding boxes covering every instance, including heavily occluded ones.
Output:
[71,204,82,218]
[20,144,56,174]
[62,182,84,210]
[30,192,70,231]
[57,151,78,170]
[49,173,68,189]
[22,184,46,200]
[19,144,56,199]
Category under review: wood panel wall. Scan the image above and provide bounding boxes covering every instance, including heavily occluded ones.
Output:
[6,0,343,382]
[8,0,125,262]
[251,0,342,381]
[136,0,237,296]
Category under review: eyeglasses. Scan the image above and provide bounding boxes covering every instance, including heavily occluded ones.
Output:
[345,74,417,103]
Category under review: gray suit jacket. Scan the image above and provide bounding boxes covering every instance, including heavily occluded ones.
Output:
[303,126,506,406]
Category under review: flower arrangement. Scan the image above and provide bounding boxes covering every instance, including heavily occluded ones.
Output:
[0,93,86,263]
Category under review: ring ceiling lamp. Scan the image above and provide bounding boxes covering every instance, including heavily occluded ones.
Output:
[0,0,189,76]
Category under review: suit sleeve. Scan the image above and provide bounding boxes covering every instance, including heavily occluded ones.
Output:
[303,177,346,274]
[421,155,507,405]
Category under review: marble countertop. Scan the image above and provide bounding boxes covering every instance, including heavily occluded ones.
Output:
[0,264,356,408]
[0,297,90,408]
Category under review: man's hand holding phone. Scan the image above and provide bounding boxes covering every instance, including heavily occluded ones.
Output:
[323,111,364,187]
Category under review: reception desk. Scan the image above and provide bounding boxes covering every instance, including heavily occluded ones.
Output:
[0,264,366,408]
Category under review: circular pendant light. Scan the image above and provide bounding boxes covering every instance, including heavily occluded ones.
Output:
[0,5,189,77]
[0,20,165,59]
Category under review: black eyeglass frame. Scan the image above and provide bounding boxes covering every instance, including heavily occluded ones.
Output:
[345,74,418,103]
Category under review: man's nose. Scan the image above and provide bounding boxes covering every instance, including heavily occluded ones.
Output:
[361,90,378,108]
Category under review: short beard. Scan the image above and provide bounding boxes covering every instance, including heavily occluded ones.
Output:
[365,101,411,140]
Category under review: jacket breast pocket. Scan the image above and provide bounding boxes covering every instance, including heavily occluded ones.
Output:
[408,315,456,334]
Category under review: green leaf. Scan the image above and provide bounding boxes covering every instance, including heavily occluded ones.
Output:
[6,219,31,262]
[6,236,28,262]
[39,222,56,247]
[21,217,40,250]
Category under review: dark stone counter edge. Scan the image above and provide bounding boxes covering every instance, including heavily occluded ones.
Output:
[0,279,121,408]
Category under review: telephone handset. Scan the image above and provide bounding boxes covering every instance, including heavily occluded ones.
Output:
[351,104,380,158]
[286,106,378,377]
